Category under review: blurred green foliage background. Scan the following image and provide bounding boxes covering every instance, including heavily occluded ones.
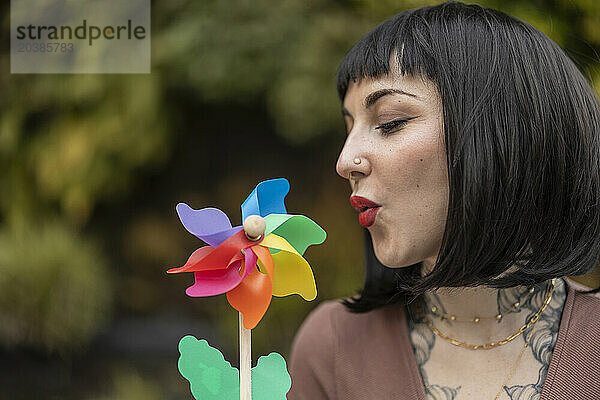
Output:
[0,0,599,398]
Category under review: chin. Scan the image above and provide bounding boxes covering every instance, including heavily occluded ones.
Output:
[372,238,415,269]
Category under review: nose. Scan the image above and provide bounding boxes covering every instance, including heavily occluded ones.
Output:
[336,132,371,182]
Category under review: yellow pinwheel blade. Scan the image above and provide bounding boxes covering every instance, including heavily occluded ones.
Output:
[273,255,317,301]
[260,233,299,254]
[260,233,317,300]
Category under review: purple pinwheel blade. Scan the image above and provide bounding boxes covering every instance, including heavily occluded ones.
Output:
[197,226,244,248]
[176,203,242,247]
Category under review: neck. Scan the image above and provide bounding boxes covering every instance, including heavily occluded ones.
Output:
[419,279,558,344]
[427,284,535,320]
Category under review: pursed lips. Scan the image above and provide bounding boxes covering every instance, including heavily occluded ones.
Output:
[349,196,381,227]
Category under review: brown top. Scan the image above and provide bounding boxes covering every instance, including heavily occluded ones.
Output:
[287,278,600,400]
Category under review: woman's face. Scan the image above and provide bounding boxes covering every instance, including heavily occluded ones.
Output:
[336,71,449,270]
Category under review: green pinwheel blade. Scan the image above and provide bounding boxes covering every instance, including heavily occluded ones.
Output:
[252,352,292,400]
[264,214,326,255]
[178,336,239,400]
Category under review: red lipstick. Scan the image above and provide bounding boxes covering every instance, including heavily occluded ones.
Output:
[350,196,381,228]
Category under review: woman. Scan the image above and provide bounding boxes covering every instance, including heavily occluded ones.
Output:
[287,2,600,399]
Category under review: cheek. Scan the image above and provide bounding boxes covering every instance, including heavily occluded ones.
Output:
[390,132,447,189]
[373,133,448,266]
[381,133,448,221]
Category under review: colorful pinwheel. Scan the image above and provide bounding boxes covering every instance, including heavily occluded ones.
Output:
[167,178,326,329]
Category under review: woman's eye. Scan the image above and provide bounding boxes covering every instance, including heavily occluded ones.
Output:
[375,117,416,135]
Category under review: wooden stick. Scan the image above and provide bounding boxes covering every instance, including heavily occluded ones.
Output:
[239,312,252,400]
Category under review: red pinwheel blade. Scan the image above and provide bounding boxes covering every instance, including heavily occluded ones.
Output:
[167,230,256,274]
[166,246,213,274]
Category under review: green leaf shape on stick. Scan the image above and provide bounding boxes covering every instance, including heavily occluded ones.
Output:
[178,335,292,400]
[251,351,292,399]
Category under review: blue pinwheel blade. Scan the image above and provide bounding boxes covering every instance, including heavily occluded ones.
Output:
[241,178,289,221]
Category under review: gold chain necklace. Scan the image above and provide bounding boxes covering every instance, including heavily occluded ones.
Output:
[423,317,540,400]
[418,279,555,400]
[421,278,555,350]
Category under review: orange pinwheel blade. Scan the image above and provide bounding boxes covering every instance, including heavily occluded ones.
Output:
[226,246,274,329]
[252,245,274,275]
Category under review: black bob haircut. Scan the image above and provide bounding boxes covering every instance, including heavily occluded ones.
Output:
[336,1,600,312]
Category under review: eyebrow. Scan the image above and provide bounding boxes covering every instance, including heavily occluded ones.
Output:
[341,88,421,118]
[364,88,421,108]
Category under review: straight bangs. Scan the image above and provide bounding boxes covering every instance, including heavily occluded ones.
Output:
[335,10,436,102]
[336,1,600,312]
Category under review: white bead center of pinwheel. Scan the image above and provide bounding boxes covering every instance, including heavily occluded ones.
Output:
[243,215,266,241]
